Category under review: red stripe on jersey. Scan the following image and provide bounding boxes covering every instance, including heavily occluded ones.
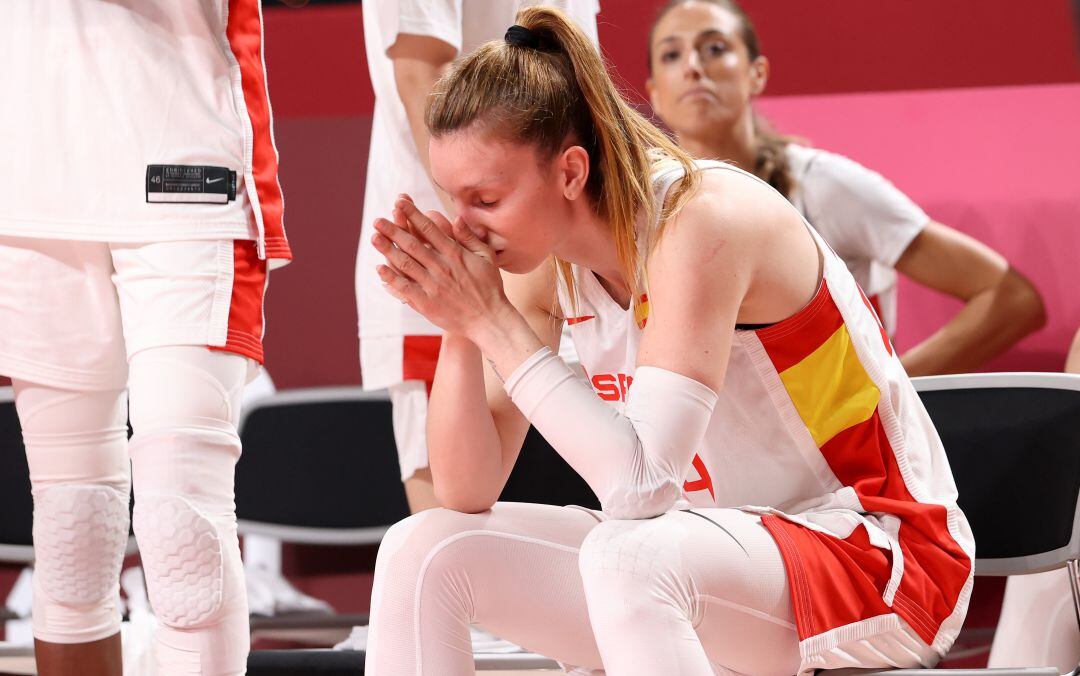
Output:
[402,335,442,394]
[226,0,292,263]
[212,240,267,363]
[766,410,971,645]
[566,315,596,325]
[756,280,844,373]
[860,289,893,355]
[868,294,884,323]
[822,411,972,643]
[762,515,893,640]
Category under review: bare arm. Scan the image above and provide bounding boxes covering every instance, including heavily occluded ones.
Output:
[388,34,456,213]
[896,221,1046,376]
[427,265,564,512]
[1066,328,1080,374]
[375,174,809,518]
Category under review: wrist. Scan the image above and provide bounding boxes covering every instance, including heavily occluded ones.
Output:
[466,299,521,351]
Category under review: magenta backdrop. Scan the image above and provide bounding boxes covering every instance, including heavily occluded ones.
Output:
[258,1,1080,388]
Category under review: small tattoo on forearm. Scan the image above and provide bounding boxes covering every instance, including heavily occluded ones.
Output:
[487,358,505,383]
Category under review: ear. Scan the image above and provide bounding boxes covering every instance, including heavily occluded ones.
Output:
[749,55,770,97]
[646,76,663,117]
[559,145,591,201]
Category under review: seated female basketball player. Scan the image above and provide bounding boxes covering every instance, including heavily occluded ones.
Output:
[364,7,974,675]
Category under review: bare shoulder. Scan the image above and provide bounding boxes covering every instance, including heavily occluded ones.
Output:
[502,259,560,320]
[652,167,793,271]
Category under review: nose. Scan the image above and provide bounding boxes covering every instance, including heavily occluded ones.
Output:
[683,49,704,81]
[458,214,490,242]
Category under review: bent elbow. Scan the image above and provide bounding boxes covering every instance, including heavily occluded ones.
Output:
[432,484,497,515]
[600,479,684,520]
[1003,269,1047,334]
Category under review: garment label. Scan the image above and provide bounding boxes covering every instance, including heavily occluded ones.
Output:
[146,165,237,204]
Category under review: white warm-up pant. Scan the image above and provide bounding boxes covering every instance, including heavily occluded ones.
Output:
[1,237,265,674]
[365,502,802,675]
[15,346,251,675]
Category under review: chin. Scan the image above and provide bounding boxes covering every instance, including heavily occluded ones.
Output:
[498,252,545,275]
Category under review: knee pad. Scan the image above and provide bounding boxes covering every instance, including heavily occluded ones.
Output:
[32,484,129,643]
[133,494,224,628]
[13,382,131,643]
[34,484,130,606]
[126,346,250,672]
[579,519,674,585]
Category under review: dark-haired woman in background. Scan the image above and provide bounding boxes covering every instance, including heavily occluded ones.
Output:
[647,0,1045,376]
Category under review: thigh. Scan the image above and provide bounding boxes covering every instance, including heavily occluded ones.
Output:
[678,509,801,675]
[0,236,127,390]
[12,381,129,489]
[373,502,607,673]
[110,239,266,364]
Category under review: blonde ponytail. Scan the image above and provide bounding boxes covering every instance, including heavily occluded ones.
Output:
[427,6,700,311]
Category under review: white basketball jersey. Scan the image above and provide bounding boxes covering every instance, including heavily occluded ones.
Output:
[0,0,290,266]
[557,160,973,669]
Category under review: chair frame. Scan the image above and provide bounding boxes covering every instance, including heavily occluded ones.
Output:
[0,387,34,564]
[909,372,1080,674]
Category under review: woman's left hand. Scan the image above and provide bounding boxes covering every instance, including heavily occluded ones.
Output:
[372,195,514,341]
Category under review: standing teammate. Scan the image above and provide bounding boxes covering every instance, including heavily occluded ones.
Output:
[357,0,599,512]
[987,326,1080,671]
[0,2,290,674]
[645,0,1045,375]
[364,7,973,674]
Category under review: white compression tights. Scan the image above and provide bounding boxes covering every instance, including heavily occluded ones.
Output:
[15,345,251,675]
[365,503,802,676]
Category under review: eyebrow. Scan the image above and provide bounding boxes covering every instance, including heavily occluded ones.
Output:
[656,28,728,47]
[431,177,500,194]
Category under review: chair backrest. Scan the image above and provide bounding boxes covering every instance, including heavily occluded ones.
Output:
[500,426,599,510]
[913,373,1080,576]
[235,387,410,545]
[0,388,34,563]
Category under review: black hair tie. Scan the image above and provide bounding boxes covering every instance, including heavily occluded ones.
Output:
[504,24,554,52]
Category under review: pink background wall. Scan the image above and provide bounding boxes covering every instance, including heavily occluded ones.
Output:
[257,0,1080,388]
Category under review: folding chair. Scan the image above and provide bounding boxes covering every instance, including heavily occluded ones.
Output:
[827,372,1080,675]
[235,386,410,639]
[0,387,33,566]
[236,386,410,545]
[0,387,35,660]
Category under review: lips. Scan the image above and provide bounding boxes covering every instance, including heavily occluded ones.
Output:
[680,87,717,101]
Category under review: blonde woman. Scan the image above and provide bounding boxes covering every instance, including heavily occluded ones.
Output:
[365,7,973,675]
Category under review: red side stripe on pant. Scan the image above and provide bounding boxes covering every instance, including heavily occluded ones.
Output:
[403,336,442,395]
[212,241,267,364]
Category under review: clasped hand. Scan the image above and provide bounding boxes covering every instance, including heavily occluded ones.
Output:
[372,195,511,341]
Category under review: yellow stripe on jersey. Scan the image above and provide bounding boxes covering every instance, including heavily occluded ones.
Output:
[635,293,650,329]
[778,324,880,447]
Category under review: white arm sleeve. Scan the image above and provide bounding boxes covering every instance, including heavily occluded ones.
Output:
[505,348,718,519]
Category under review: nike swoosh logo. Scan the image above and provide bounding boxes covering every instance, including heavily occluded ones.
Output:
[566,315,595,325]
[206,177,225,184]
